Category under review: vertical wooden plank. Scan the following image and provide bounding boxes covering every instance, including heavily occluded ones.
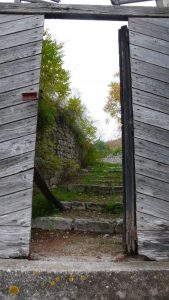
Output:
[0,14,44,258]
[129,18,169,260]
[119,25,137,254]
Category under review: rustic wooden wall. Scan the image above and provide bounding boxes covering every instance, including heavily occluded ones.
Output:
[0,14,44,258]
[129,18,169,260]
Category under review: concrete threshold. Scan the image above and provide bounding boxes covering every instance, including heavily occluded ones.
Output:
[0,259,169,299]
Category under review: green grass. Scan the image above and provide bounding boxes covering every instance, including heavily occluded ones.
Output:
[53,186,122,204]
[75,162,122,185]
[32,191,61,219]
[32,161,123,218]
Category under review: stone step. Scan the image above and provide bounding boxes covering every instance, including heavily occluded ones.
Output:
[64,184,123,195]
[1,260,169,300]
[61,201,123,212]
[32,216,123,235]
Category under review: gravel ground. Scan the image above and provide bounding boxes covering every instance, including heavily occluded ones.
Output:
[103,154,122,164]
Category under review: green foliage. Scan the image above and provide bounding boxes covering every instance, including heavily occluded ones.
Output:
[36,30,98,181]
[63,159,80,179]
[104,73,121,123]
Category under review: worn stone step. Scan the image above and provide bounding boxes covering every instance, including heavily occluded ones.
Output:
[64,184,123,195]
[61,201,123,212]
[1,260,169,299]
[32,216,123,234]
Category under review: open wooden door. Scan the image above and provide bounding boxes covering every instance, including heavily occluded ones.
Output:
[0,14,44,258]
[120,19,169,260]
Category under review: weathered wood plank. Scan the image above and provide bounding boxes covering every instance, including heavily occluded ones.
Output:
[0,102,38,126]
[137,193,169,219]
[0,14,33,23]
[131,59,169,85]
[0,55,41,79]
[141,18,169,28]
[0,41,42,65]
[0,85,39,109]
[0,208,31,227]
[0,26,43,50]
[0,15,44,37]
[134,121,169,148]
[0,69,40,94]
[0,4,169,20]
[135,138,169,165]
[136,174,169,202]
[137,211,169,231]
[129,18,169,42]
[133,104,169,130]
[138,230,169,260]
[0,117,37,143]
[132,74,169,99]
[0,189,32,217]
[0,226,30,258]
[0,169,34,197]
[132,89,169,114]
[0,134,35,160]
[0,151,35,178]
[135,156,169,184]
[130,31,169,56]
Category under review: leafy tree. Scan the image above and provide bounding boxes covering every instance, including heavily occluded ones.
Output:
[104,73,121,123]
[36,31,98,177]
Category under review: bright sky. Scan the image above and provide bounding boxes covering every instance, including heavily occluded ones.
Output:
[45,0,126,140]
[44,0,156,140]
[6,0,155,140]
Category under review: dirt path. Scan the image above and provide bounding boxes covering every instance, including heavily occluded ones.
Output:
[31,229,122,262]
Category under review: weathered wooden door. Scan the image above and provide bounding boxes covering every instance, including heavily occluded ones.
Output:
[120,18,169,260]
[0,14,44,258]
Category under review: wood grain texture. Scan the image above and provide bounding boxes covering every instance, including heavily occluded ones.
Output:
[0,85,39,109]
[132,89,169,114]
[138,231,169,260]
[136,174,169,205]
[0,151,35,178]
[129,18,169,42]
[137,193,169,219]
[0,26,44,51]
[0,69,40,94]
[133,104,169,130]
[132,73,169,99]
[134,121,169,148]
[135,156,169,184]
[0,41,42,65]
[135,138,169,165]
[0,3,169,20]
[130,32,169,57]
[0,208,31,227]
[0,15,44,37]
[0,55,41,79]
[129,18,169,260]
[0,102,38,126]
[0,134,36,160]
[0,14,44,258]
[0,117,37,143]
[0,226,30,258]
[131,59,169,85]
[130,43,169,68]
[0,169,34,197]
[137,211,169,231]
[0,189,32,217]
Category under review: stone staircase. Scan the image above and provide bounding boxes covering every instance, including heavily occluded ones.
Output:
[33,162,123,235]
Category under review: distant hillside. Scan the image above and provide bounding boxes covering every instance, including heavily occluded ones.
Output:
[106,138,122,149]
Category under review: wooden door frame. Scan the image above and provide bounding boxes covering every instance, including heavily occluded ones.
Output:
[119,25,136,254]
[1,2,168,255]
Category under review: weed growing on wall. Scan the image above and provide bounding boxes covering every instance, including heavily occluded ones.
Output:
[36,31,98,180]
